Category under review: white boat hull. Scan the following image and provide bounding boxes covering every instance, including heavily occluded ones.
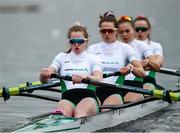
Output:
[13,98,169,132]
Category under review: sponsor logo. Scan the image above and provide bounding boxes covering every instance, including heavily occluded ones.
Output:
[64,61,70,63]
[65,68,88,72]
[102,61,119,64]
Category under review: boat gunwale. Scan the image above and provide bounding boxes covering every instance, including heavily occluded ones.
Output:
[9,96,165,132]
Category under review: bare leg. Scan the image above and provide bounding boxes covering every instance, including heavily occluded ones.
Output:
[102,94,123,112]
[74,97,98,118]
[57,99,74,117]
[143,83,156,97]
[143,83,156,90]
[124,92,144,103]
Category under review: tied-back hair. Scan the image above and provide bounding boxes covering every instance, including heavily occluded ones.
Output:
[66,22,89,53]
[133,15,151,41]
[99,11,117,28]
[117,16,133,28]
[67,22,89,39]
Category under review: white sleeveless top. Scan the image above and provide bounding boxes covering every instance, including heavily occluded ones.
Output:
[88,41,137,84]
[50,51,102,91]
[125,39,153,80]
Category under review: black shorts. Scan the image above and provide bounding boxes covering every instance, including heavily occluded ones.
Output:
[96,86,126,104]
[124,80,143,88]
[143,76,157,87]
[62,89,99,106]
[123,80,143,96]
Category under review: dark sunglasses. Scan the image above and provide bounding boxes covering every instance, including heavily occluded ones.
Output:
[69,38,87,45]
[135,27,149,32]
[99,28,117,34]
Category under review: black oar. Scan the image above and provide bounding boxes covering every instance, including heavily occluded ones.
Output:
[0,80,61,101]
[103,71,121,78]
[0,71,121,102]
[18,93,60,102]
[99,96,158,109]
[51,73,180,102]
[159,68,180,76]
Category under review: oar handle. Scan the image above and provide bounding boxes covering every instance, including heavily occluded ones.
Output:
[51,71,121,80]
[103,71,121,78]
[159,68,180,76]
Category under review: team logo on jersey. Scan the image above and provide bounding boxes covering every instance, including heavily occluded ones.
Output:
[64,60,70,63]
[103,67,118,72]
[65,68,88,72]
[102,61,119,64]
[96,52,102,55]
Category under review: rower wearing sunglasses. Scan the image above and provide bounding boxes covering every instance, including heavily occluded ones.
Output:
[88,11,145,111]
[39,22,103,118]
[117,16,161,101]
[133,15,164,89]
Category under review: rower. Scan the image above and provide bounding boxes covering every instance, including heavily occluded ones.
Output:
[88,11,145,111]
[133,15,164,89]
[117,16,160,102]
[39,22,103,118]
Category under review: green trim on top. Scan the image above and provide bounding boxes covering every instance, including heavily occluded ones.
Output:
[134,77,144,83]
[115,75,125,85]
[60,79,67,93]
[87,85,96,91]
[134,71,156,83]
[148,71,156,78]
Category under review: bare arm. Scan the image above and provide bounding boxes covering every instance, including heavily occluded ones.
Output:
[151,54,164,68]
[119,60,145,78]
[142,55,164,71]
[130,60,146,77]
[90,70,103,81]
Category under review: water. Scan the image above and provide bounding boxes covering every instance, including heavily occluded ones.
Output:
[0,0,180,132]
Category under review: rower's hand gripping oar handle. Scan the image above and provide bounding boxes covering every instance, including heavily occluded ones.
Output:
[51,73,91,84]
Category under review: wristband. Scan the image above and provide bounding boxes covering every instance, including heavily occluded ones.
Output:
[128,64,134,73]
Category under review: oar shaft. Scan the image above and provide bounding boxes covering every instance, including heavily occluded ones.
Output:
[54,74,151,95]
[52,74,180,101]
[18,93,60,102]
[153,89,180,101]
[159,68,180,76]
[0,80,61,101]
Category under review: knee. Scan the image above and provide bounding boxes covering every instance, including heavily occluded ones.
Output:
[57,100,74,117]
[74,108,87,118]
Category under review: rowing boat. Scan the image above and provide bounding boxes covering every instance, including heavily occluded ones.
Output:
[7,96,168,132]
[1,68,180,132]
